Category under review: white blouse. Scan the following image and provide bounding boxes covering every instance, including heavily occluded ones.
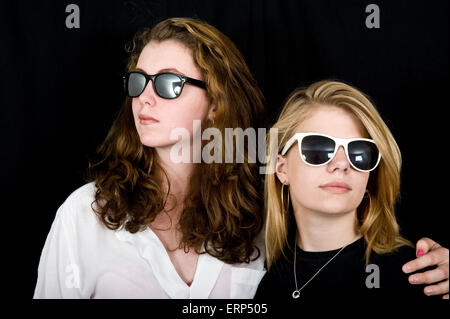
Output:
[33,182,266,299]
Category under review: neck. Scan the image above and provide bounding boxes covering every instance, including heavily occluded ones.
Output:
[292,204,360,252]
[150,145,195,230]
[156,146,194,193]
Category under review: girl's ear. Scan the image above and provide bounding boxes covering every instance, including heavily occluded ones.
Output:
[276,154,289,185]
[207,103,217,122]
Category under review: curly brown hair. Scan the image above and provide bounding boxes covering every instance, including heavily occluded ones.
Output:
[86,17,267,264]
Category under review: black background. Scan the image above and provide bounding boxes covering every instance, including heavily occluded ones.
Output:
[1,0,448,298]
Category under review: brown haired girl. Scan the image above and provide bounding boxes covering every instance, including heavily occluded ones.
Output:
[33,17,266,298]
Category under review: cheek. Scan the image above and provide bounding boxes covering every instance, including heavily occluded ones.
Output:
[353,173,370,203]
[165,97,210,133]
[287,159,320,205]
[131,100,140,123]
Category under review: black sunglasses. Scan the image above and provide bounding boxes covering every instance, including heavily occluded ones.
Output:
[123,71,206,99]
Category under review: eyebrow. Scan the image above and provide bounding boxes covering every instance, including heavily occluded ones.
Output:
[135,67,186,76]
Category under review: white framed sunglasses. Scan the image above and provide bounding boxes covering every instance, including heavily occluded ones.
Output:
[281,132,381,172]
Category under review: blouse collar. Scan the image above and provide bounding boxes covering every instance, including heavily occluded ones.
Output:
[115,226,224,298]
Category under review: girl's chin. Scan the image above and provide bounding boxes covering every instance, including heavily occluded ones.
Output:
[138,136,186,150]
[314,206,357,216]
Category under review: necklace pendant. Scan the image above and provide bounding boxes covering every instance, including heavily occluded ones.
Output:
[292,290,300,299]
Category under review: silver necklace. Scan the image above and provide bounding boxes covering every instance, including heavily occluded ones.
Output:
[292,236,357,299]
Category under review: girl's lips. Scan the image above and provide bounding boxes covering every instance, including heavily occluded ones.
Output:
[139,115,159,125]
[139,119,159,125]
[320,186,351,194]
[319,181,352,194]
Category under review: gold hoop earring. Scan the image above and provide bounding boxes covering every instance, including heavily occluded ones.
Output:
[363,189,372,205]
[281,183,290,214]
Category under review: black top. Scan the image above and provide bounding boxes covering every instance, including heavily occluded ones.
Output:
[255,237,438,301]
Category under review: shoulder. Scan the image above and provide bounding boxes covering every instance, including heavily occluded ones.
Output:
[369,244,417,278]
[46,182,115,253]
[64,181,97,205]
[253,253,291,299]
[369,243,430,298]
[54,182,100,228]
[260,251,293,284]
[371,244,416,267]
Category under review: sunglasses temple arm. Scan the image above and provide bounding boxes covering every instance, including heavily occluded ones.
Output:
[281,135,299,155]
[185,77,206,89]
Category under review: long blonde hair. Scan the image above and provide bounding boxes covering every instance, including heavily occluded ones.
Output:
[265,80,412,268]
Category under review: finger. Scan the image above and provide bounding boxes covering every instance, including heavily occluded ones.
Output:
[423,280,449,297]
[402,247,448,274]
[408,266,448,285]
[443,294,449,299]
[415,237,441,256]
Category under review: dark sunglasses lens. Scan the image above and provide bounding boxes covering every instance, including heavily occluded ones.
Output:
[127,73,147,97]
[348,141,379,171]
[301,135,335,165]
[155,73,183,99]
